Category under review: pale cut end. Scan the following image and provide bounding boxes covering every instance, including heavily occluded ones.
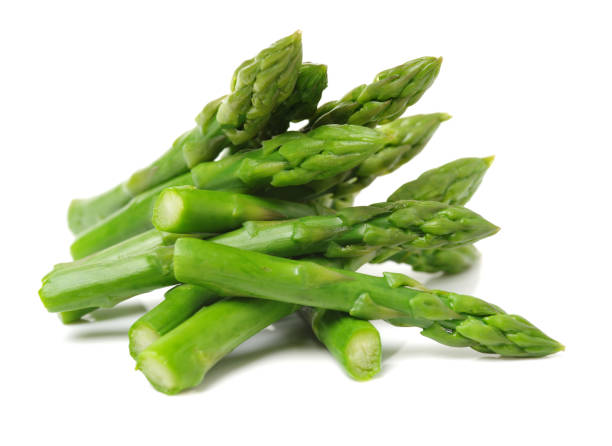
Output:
[153,190,184,232]
[129,324,161,358]
[345,331,382,381]
[137,352,179,395]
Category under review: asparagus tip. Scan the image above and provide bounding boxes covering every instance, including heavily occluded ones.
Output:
[439,113,452,122]
[483,155,495,167]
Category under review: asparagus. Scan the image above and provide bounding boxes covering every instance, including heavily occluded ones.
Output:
[173,239,564,358]
[299,307,381,381]
[70,114,445,258]
[129,284,219,358]
[152,186,316,234]
[67,32,303,234]
[305,57,442,130]
[380,156,494,271]
[40,199,498,312]
[137,298,298,394]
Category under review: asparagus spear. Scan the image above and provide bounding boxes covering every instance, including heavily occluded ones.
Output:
[299,307,381,381]
[67,32,303,234]
[40,200,498,312]
[137,298,298,394]
[305,57,442,130]
[70,114,445,258]
[173,239,564,358]
[380,156,494,271]
[152,186,316,234]
[129,284,220,357]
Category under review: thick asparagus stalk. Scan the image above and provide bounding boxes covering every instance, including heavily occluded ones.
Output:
[152,186,315,233]
[137,298,298,394]
[67,32,303,234]
[299,307,381,381]
[129,284,219,357]
[41,199,498,313]
[174,239,564,358]
[305,57,442,130]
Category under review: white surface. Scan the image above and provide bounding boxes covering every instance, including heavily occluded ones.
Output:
[1,1,610,444]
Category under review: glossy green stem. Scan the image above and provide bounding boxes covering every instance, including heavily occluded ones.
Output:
[136,298,298,394]
[129,284,219,358]
[153,186,315,234]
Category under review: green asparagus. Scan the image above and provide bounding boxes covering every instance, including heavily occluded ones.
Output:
[305,57,442,130]
[381,156,494,271]
[152,186,315,234]
[299,307,381,381]
[41,199,498,312]
[67,32,303,234]
[129,284,220,358]
[174,239,564,357]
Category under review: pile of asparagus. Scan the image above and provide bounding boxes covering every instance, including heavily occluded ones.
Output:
[39,32,563,395]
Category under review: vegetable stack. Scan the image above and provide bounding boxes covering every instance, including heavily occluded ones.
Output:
[39,32,563,395]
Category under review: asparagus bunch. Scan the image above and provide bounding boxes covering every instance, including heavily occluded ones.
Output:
[38,32,563,397]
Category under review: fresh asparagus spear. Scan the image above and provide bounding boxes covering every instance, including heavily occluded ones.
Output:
[380,156,494,271]
[70,114,445,258]
[129,284,220,358]
[299,307,381,381]
[67,32,303,235]
[173,239,564,358]
[152,186,316,234]
[137,298,299,394]
[305,57,442,130]
[40,199,498,312]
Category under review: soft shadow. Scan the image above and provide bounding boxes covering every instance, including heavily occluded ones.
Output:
[69,328,129,340]
[187,315,319,394]
[424,259,482,294]
[87,303,147,322]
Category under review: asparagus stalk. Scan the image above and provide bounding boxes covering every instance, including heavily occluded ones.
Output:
[137,298,298,394]
[129,284,219,357]
[299,307,381,381]
[174,239,564,358]
[67,32,303,234]
[152,186,316,234]
[41,199,498,312]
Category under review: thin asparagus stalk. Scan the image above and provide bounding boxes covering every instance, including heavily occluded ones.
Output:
[67,32,303,234]
[299,307,381,381]
[174,239,564,358]
[152,186,315,233]
[41,199,498,312]
[129,284,220,358]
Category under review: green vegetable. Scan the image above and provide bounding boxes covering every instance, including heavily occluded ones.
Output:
[305,57,442,129]
[152,186,315,234]
[174,239,564,358]
[41,199,497,313]
[129,284,219,358]
[381,156,494,272]
[67,32,303,235]
[137,298,298,394]
[300,307,381,381]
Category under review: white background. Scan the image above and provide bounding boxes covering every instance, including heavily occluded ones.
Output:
[1,1,610,444]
